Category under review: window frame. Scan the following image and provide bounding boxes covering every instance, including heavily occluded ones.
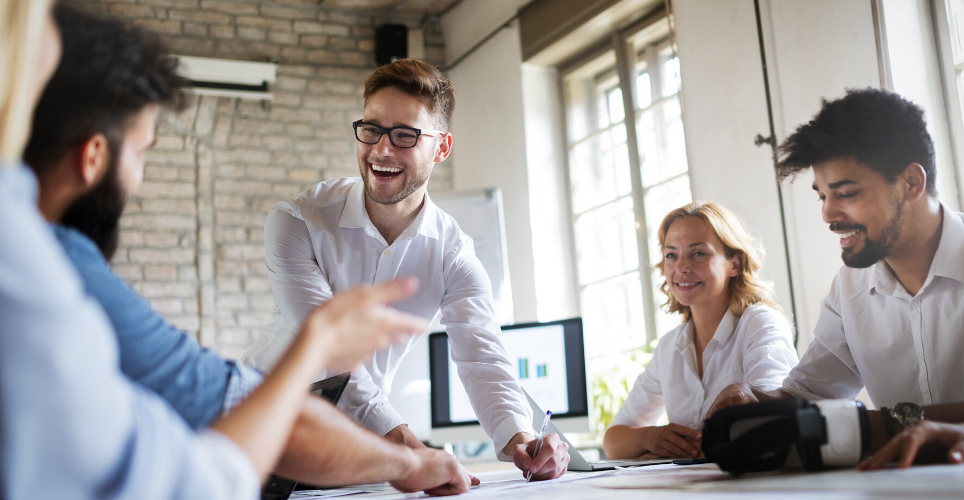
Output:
[559,10,689,353]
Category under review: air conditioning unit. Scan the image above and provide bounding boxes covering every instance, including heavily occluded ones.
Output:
[175,55,276,100]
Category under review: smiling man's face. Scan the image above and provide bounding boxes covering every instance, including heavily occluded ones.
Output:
[356,87,445,206]
[812,157,906,268]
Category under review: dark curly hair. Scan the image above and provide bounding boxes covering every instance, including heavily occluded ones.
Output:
[24,4,188,176]
[776,87,937,197]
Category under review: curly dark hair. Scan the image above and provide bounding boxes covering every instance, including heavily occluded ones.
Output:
[24,4,188,177]
[776,87,937,196]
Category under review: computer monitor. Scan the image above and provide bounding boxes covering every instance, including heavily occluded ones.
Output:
[428,318,590,444]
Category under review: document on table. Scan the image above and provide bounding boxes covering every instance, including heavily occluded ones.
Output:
[289,486,385,499]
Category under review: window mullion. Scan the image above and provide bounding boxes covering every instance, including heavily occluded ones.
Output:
[612,32,659,345]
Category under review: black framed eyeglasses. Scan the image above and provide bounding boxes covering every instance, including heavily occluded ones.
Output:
[352,120,443,149]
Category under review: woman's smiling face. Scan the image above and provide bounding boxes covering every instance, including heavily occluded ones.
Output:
[661,216,740,311]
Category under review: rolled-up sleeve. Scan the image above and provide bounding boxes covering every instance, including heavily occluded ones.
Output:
[441,238,534,459]
[222,363,265,414]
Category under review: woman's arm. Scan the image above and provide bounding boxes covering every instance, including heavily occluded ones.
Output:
[605,424,702,459]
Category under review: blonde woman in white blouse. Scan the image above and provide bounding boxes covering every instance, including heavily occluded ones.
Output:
[603,201,799,460]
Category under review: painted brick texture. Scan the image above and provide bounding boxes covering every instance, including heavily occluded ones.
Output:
[68,0,451,360]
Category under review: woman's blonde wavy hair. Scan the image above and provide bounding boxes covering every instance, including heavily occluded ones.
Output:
[0,0,51,164]
[655,201,781,322]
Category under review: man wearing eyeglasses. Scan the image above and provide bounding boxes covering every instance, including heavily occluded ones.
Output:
[246,59,570,480]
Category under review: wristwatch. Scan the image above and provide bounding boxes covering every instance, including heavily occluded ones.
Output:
[890,402,925,430]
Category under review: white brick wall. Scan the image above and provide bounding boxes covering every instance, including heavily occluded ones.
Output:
[70,0,453,360]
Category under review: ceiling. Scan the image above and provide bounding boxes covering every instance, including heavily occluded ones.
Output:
[280,0,462,15]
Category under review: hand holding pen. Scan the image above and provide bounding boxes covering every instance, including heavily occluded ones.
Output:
[508,410,570,481]
[526,411,552,481]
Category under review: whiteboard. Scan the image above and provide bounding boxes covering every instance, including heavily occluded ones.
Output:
[431,187,513,326]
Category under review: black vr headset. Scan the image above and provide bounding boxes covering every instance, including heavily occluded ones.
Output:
[702,399,872,475]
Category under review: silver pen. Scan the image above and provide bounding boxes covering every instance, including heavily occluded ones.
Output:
[526,410,552,482]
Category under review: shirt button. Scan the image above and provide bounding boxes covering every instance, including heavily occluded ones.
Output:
[383,249,391,256]
[911,302,919,308]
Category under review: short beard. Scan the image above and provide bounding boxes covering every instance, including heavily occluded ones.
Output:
[361,158,431,206]
[61,157,127,261]
[837,201,904,269]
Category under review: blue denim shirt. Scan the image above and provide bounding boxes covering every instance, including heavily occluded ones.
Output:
[53,225,263,428]
[0,163,257,499]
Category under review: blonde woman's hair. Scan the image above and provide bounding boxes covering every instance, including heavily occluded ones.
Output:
[0,0,50,164]
[655,201,781,322]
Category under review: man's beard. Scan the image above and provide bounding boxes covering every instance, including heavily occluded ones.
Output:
[834,201,904,269]
[360,157,431,206]
[61,160,127,261]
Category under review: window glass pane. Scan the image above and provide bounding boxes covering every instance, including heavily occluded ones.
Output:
[607,87,625,124]
[661,50,681,97]
[948,0,964,64]
[573,196,639,284]
[635,64,652,109]
[580,272,647,357]
[564,50,618,144]
[664,98,689,178]
[637,98,688,187]
[569,125,631,213]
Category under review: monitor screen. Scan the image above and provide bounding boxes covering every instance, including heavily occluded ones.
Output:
[429,318,588,429]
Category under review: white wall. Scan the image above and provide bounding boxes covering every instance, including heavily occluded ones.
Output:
[522,64,581,321]
[672,0,794,327]
[444,22,540,324]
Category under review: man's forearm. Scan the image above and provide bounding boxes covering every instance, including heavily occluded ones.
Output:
[750,386,796,402]
[384,423,426,449]
[922,403,964,423]
[273,395,416,486]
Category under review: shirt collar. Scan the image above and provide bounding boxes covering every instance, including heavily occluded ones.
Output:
[675,308,738,352]
[338,180,440,241]
[871,203,964,295]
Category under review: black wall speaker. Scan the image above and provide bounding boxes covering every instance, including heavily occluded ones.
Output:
[375,24,408,66]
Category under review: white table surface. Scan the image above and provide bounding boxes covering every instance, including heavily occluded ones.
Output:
[289,462,964,499]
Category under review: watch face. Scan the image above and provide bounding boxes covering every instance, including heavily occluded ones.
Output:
[893,402,924,427]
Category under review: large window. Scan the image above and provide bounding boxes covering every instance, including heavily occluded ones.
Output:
[562,17,691,393]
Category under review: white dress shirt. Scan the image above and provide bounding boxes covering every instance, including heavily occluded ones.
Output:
[244,177,533,455]
[783,205,964,409]
[610,305,798,430]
